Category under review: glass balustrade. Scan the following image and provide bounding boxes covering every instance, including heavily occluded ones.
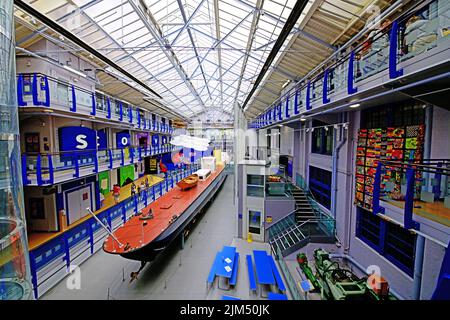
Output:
[398,0,450,63]
[354,30,390,82]
[374,160,450,227]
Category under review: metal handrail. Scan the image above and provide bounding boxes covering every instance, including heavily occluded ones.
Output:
[21,145,174,157]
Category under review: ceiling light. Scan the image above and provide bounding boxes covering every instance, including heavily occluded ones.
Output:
[282,80,291,89]
[324,126,329,131]
[349,103,360,108]
[63,65,87,78]
[300,117,306,122]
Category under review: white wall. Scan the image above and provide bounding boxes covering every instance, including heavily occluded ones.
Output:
[280,125,294,156]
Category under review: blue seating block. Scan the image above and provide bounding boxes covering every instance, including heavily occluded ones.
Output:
[230,252,239,286]
[268,292,288,300]
[268,255,286,291]
[246,255,257,291]
[207,252,221,286]
[222,295,241,300]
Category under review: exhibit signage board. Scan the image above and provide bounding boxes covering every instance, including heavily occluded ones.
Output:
[59,126,96,152]
[116,131,131,148]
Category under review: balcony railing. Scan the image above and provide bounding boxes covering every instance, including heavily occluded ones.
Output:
[17,72,174,134]
[371,159,450,229]
[21,145,175,186]
[249,0,450,129]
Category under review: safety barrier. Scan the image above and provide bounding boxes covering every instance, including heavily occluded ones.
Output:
[371,159,450,230]
[22,145,175,186]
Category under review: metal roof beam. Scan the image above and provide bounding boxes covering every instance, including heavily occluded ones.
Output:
[16,0,102,45]
[14,0,163,100]
[127,0,207,113]
[170,0,208,46]
[242,0,310,110]
[175,0,212,100]
[187,10,254,80]
[234,0,264,102]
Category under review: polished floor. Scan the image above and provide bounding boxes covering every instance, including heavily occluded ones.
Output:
[42,174,237,300]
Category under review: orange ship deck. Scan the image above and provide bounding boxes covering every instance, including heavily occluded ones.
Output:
[103,165,224,254]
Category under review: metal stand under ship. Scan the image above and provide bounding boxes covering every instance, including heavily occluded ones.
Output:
[102,166,225,263]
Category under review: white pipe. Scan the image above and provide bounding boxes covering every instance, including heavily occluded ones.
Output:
[329,253,406,300]
[86,208,123,247]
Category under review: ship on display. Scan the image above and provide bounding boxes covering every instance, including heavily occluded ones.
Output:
[102,162,224,265]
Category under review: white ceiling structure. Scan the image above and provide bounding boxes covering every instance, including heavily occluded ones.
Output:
[14,0,394,122]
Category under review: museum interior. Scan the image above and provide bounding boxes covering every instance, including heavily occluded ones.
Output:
[0,0,449,301]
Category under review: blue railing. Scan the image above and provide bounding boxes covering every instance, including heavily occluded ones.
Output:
[22,145,175,186]
[17,72,174,134]
[249,0,450,129]
[28,163,200,299]
[371,159,450,230]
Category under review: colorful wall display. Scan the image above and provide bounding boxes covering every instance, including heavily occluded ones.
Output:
[149,157,158,173]
[119,164,135,186]
[98,171,110,195]
[354,124,425,211]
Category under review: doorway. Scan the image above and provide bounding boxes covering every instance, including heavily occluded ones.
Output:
[65,184,93,225]
[248,208,264,242]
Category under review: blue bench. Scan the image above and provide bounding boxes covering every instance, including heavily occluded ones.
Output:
[268,255,286,292]
[268,292,288,300]
[229,252,239,286]
[222,295,241,300]
[207,252,221,288]
[246,255,257,292]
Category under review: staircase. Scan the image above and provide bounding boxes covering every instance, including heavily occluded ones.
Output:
[268,183,336,257]
[291,187,315,223]
[269,219,309,257]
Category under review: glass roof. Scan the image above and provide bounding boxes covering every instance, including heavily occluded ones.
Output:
[69,0,311,119]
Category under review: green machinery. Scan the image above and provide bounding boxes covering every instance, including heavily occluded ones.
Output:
[313,249,367,300]
[297,248,395,300]
[296,253,320,290]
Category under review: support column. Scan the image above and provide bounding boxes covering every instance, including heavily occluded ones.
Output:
[413,235,425,300]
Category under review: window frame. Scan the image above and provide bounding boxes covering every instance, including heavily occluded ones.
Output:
[356,207,416,277]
